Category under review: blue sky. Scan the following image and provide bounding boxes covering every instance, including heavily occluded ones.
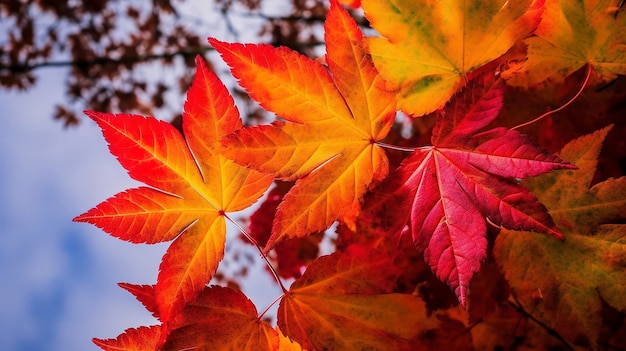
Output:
[0,66,169,350]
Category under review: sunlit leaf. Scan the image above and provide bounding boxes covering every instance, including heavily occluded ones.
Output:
[74,57,271,322]
[216,0,395,250]
[505,0,626,87]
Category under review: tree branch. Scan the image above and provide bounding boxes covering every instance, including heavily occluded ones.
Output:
[0,46,214,74]
[1,38,325,74]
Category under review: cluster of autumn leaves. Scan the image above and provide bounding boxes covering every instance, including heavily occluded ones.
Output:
[75,0,626,349]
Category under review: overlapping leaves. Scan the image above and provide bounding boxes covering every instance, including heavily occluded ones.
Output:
[359,74,575,306]
[505,0,626,87]
[495,125,626,349]
[277,246,440,350]
[93,286,283,351]
[74,0,626,350]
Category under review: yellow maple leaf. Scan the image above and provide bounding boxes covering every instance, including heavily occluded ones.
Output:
[363,0,543,116]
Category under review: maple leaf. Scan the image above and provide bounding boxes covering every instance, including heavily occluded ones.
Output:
[358,74,576,306]
[214,0,396,251]
[162,286,279,351]
[494,125,626,348]
[277,245,439,350]
[95,286,280,351]
[362,0,543,116]
[93,325,162,351]
[73,57,271,323]
[505,0,626,87]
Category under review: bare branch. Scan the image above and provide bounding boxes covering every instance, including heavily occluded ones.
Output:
[0,46,214,74]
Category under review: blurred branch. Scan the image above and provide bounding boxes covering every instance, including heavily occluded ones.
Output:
[0,46,214,74]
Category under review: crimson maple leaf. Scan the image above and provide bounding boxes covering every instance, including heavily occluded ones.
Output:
[360,74,577,306]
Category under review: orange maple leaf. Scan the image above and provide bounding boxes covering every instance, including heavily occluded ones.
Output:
[363,0,543,116]
[163,286,280,351]
[73,57,271,323]
[277,246,437,351]
[215,0,396,251]
[96,286,284,351]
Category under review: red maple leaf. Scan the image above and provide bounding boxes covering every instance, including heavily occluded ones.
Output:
[73,57,272,324]
[361,74,577,306]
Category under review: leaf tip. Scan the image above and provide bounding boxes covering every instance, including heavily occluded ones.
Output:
[455,285,469,309]
[549,228,565,241]
[83,110,103,121]
[72,211,90,223]
[207,37,225,50]
[92,337,108,350]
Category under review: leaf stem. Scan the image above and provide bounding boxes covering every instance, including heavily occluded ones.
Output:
[258,292,286,320]
[223,213,288,293]
[375,141,430,152]
[511,64,592,131]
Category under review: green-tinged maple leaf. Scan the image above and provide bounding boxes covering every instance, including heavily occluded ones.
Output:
[362,0,543,116]
[73,57,271,323]
[495,125,626,349]
[215,0,396,251]
[277,245,442,351]
[505,0,626,87]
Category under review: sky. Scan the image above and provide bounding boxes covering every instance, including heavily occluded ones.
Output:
[0,2,293,350]
[0,66,165,350]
